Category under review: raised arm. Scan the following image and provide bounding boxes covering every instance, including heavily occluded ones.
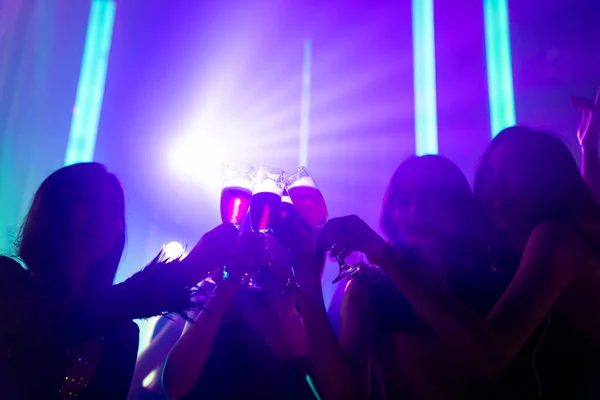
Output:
[0,256,194,346]
[163,229,267,399]
[321,217,589,377]
[572,89,600,202]
[162,286,236,399]
[295,251,369,400]
[273,202,368,399]
[0,223,239,347]
[128,316,186,398]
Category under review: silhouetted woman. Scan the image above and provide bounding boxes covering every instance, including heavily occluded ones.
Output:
[0,162,238,400]
[293,156,495,399]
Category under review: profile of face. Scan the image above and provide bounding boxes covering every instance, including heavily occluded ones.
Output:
[70,174,125,264]
[384,157,472,254]
[477,139,547,243]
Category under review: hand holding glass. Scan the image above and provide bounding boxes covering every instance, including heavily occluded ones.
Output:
[286,166,363,283]
[220,163,254,227]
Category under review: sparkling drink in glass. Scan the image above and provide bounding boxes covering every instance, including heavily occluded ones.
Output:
[286,166,362,283]
[287,167,328,229]
[250,167,285,232]
[220,163,254,227]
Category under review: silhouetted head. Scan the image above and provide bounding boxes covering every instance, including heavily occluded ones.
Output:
[17,162,126,295]
[475,126,600,254]
[381,155,482,266]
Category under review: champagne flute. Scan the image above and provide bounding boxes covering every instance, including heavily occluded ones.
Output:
[286,166,365,283]
[208,163,255,285]
[250,166,286,232]
[220,162,254,227]
[245,166,286,289]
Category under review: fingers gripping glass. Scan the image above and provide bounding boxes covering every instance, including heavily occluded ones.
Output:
[242,166,286,290]
[217,163,262,288]
[286,166,362,283]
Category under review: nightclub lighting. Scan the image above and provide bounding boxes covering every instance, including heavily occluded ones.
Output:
[483,0,516,137]
[163,241,185,261]
[170,133,229,190]
[65,0,116,165]
[299,39,312,167]
[412,0,439,155]
[142,369,158,388]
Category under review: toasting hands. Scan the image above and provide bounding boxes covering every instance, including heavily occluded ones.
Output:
[319,215,389,266]
[571,88,600,147]
[271,202,317,257]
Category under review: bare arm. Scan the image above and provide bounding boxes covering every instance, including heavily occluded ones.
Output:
[574,89,600,202]
[162,288,235,399]
[377,223,585,377]
[338,275,376,399]
[128,316,186,397]
[581,139,600,203]
[295,252,368,400]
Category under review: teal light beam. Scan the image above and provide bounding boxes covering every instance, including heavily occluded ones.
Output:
[65,0,116,165]
[299,39,311,167]
[483,0,516,137]
[412,0,439,155]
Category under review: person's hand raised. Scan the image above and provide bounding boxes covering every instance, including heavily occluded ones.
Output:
[571,88,600,148]
[183,223,239,283]
[319,214,389,266]
[271,202,317,257]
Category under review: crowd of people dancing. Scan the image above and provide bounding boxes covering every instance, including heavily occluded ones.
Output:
[1,90,599,399]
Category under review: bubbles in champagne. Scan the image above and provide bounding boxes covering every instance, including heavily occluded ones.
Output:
[288,176,317,190]
[253,179,283,196]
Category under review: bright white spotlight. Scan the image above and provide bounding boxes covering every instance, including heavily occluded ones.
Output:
[170,136,228,189]
[163,241,185,261]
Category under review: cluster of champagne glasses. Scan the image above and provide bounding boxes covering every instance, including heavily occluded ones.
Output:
[217,162,366,292]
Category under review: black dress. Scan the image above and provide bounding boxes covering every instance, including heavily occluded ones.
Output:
[181,318,316,400]
[476,309,600,399]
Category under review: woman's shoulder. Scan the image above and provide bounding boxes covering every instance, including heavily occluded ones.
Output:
[528,221,596,246]
[342,270,376,312]
[526,222,599,269]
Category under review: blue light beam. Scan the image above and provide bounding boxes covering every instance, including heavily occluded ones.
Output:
[483,0,516,137]
[299,39,311,167]
[65,0,116,165]
[412,0,439,155]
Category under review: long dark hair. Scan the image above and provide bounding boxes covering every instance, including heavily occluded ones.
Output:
[381,155,486,267]
[375,156,494,328]
[474,126,600,274]
[15,163,126,296]
[474,127,600,233]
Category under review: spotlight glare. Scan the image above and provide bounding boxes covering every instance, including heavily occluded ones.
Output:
[170,137,228,188]
[164,241,185,261]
